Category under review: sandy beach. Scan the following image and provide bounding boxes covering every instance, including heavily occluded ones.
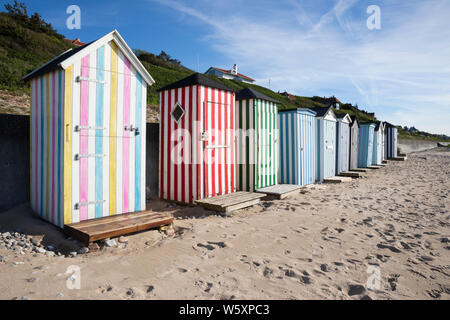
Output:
[0,149,449,300]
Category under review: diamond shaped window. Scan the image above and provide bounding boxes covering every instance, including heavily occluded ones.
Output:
[171,102,185,123]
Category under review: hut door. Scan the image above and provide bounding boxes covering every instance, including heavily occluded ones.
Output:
[72,62,143,223]
[203,99,231,198]
[324,121,336,178]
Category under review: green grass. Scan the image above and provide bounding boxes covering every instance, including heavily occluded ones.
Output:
[0,13,74,92]
[398,128,450,142]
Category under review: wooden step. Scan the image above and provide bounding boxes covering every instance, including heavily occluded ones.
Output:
[64,211,174,245]
[323,176,353,183]
[195,192,266,215]
[366,165,382,169]
[256,184,302,200]
[349,168,369,173]
[389,156,407,161]
[339,171,364,178]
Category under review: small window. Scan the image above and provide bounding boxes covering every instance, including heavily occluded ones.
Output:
[171,102,185,123]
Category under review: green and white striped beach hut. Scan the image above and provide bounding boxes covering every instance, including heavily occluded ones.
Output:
[235,88,279,192]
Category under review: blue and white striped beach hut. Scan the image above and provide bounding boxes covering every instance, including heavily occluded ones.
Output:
[279,108,317,186]
[336,113,352,174]
[385,122,398,158]
[358,123,376,168]
[372,122,385,165]
[349,116,359,170]
[315,107,337,181]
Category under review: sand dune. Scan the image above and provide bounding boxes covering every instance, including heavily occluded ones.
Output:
[0,149,449,300]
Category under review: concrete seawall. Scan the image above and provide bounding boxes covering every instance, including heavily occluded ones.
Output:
[398,139,448,154]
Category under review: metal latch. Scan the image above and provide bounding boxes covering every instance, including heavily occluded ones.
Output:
[74,154,106,161]
[200,132,209,141]
[74,125,105,132]
[124,125,140,136]
[74,200,106,210]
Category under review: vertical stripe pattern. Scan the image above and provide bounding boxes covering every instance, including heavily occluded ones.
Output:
[32,40,148,227]
[159,85,235,203]
[235,99,278,191]
[358,124,375,168]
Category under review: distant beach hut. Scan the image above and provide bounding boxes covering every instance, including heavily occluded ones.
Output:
[349,116,359,170]
[279,108,317,186]
[235,88,279,191]
[358,123,376,168]
[22,30,154,227]
[158,73,236,203]
[385,122,398,158]
[315,106,337,181]
[335,113,352,174]
[372,122,385,165]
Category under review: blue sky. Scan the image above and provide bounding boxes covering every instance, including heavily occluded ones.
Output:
[3,0,449,134]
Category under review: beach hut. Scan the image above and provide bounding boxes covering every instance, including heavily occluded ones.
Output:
[358,123,376,168]
[372,122,385,165]
[158,73,236,203]
[235,88,279,192]
[349,116,359,170]
[279,108,317,186]
[315,107,337,181]
[335,113,352,174]
[385,122,398,158]
[22,30,154,228]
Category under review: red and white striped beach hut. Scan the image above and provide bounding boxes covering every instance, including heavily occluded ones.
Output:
[158,73,236,204]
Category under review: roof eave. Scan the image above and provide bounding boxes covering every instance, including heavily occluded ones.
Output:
[59,30,155,86]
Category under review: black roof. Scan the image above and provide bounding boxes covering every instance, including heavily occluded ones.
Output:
[336,113,350,120]
[350,115,359,127]
[22,41,94,82]
[383,121,395,128]
[313,106,333,117]
[235,87,280,104]
[375,121,384,130]
[157,73,234,92]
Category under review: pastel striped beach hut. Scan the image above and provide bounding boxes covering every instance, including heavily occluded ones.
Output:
[315,107,337,182]
[349,116,359,170]
[385,122,398,158]
[358,123,376,168]
[235,88,279,192]
[372,122,385,165]
[23,30,154,228]
[335,113,351,174]
[279,108,317,186]
[158,73,236,203]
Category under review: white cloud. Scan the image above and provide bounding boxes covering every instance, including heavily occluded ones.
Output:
[152,0,450,135]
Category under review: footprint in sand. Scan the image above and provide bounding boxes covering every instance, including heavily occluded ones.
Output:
[195,280,213,293]
[388,274,400,291]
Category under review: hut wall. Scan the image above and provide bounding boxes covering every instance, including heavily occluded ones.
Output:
[349,122,359,170]
[30,71,65,227]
